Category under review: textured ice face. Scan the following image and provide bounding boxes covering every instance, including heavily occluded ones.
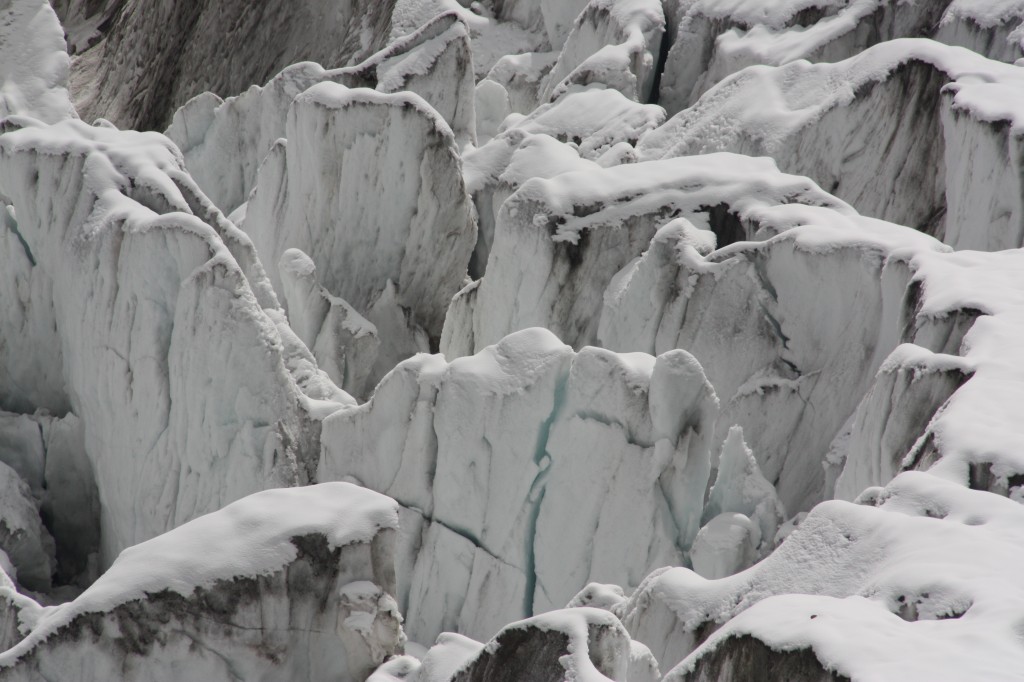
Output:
[641,38,1024,249]
[319,328,719,643]
[243,82,476,346]
[0,483,404,682]
[64,0,399,130]
[6,0,1024,680]
[0,116,345,567]
[658,0,1024,117]
[166,11,478,217]
[0,0,76,124]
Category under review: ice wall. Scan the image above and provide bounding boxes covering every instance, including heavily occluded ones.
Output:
[0,484,403,682]
[640,39,1024,249]
[243,82,475,346]
[68,0,398,130]
[0,117,345,566]
[320,328,719,644]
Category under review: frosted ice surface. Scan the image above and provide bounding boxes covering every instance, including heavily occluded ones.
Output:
[5,1,1024,680]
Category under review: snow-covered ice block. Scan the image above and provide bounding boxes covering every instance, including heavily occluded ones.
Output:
[668,631,846,682]
[601,205,945,512]
[658,0,855,115]
[539,0,665,104]
[0,483,403,682]
[567,583,627,611]
[832,344,972,502]
[464,84,663,277]
[891,248,1024,496]
[520,87,663,157]
[941,79,1024,252]
[0,117,341,564]
[474,79,512,145]
[463,130,598,278]
[166,63,330,217]
[368,655,423,682]
[635,471,1024,680]
[689,512,760,581]
[322,329,570,642]
[659,0,956,115]
[444,152,851,357]
[618,466,1024,675]
[452,608,633,682]
[936,1,1024,64]
[0,1,78,415]
[168,11,478,216]
[658,0,1024,117]
[640,39,1024,248]
[391,0,548,79]
[370,12,478,147]
[415,632,485,682]
[244,82,475,342]
[483,51,559,116]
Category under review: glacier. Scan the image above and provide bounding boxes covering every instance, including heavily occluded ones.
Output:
[3,0,1024,680]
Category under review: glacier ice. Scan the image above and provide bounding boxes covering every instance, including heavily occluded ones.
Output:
[66,0,398,130]
[5,0,1024,680]
[702,426,785,557]
[0,0,76,124]
[167,11,479,217]
[640,38,1024,248]
[538,0,665,104]
[445,152,853,357]
[0,483,403,681]
[280,248,383,400]
[461,85,663,277]
[0,115,345,567]
[320,328,719,643]
[243,82,476,348]
[657,0,1024,117]
[627,472,1024,680]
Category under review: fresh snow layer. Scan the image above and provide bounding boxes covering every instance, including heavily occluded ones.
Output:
[392,0,548,78]
[456,607,635,682]
[462,85,664,275]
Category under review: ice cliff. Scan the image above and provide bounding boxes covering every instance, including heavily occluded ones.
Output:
[3,0,1024,680]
